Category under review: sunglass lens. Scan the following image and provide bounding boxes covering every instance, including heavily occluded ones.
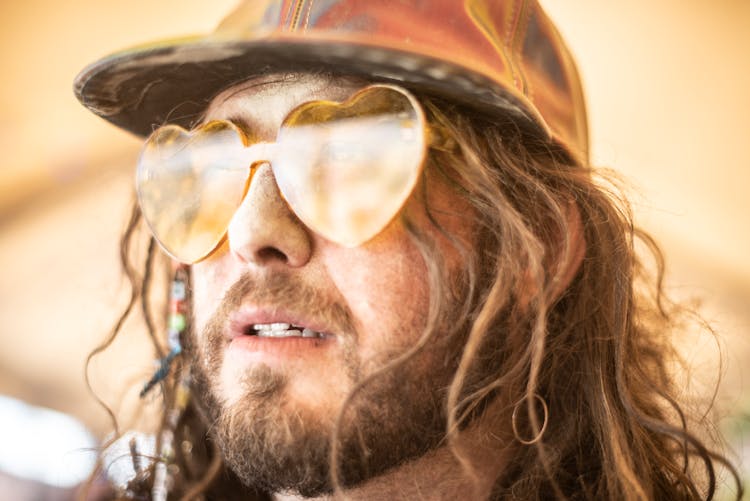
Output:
[136,121,249,262]
[274,85,426,247]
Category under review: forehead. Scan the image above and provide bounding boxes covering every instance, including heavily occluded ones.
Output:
[204,73,368,137]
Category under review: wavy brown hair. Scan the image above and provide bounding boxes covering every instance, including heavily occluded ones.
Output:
[83,91,743,501]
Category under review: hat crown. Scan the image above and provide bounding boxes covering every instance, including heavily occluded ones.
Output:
[212,0,588,161]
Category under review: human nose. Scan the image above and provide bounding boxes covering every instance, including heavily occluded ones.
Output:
[226,163,312,267]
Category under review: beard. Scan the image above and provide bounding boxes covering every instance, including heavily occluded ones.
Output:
[186,271,463,497]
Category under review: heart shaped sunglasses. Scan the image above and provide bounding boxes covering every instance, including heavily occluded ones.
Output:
[137,84,443,263]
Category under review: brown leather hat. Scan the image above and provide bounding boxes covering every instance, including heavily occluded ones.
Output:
[74,0,588,163]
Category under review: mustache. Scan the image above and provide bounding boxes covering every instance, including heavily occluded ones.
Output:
[205,271,358,339]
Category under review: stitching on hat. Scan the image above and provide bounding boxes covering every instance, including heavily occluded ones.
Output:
[303,0,314,30]
[289,0,306,31]
[521,6,536,104]
[512,0,532,97]
[505,0,521,90]
[504,0,517,48]
[466,0,518,90]
[282,0,296,29]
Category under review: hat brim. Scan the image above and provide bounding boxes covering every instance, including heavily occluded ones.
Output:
[74,36,547,139]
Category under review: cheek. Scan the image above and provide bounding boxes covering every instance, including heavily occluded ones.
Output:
[189,257,233,339]
[322,231,430,361]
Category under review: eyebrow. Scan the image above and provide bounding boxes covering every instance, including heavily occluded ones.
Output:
[222,114,252,132]
[204,76,299,135]
[223,114,255,137]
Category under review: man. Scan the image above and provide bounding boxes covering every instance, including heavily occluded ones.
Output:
[75,1,741,499]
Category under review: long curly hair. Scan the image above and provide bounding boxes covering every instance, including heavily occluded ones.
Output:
[83,91,743,500]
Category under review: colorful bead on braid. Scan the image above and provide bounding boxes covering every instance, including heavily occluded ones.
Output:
[135,264,192,500]
[140,265,189,398]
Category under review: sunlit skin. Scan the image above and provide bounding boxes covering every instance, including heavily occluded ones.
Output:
[188,74,507,498]
[194,75,450,405]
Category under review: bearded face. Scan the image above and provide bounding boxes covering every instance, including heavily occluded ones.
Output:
[187,74,475,496]
[189,272,464,496]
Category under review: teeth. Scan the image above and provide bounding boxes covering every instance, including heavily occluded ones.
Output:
[251,323,324,339]
[253,323,290,331]
[302,328,317,338]
[263,329,302,338]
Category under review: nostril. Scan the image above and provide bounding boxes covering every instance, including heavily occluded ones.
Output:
[255,246,288,264]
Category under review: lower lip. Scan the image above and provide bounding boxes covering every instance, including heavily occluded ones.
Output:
[226,335,333,365]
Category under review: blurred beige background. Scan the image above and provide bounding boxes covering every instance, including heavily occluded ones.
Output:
[0,0,747,486]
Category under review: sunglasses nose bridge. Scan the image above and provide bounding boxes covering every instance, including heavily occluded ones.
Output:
[242,141,277,168]
[240,142,281,191]
[240,141,283,205]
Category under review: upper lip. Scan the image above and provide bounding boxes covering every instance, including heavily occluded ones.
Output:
[226,306,335,340]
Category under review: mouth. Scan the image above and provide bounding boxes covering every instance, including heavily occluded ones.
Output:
[244,322,330,340]
[227,309,337,343]
[225,307,338,368]
[225,312,337,365]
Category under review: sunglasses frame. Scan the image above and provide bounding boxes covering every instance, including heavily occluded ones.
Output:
[136,83,451,263]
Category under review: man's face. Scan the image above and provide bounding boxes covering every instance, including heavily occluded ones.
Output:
[188,74,475,495]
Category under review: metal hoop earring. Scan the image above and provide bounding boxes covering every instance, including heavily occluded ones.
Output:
[511,393,549,445]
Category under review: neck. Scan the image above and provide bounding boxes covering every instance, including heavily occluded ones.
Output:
[272,431,510,501]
